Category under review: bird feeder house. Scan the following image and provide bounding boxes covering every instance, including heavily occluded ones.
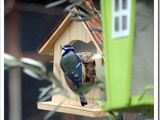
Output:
[100,0,154,113]
[38,1,107,117]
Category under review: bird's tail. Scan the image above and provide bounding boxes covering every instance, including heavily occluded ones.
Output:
[79,92,88,106]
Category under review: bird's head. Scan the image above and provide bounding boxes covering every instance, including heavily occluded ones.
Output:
[61,44,76,56]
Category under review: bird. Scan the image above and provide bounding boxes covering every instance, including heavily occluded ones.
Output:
[60,44,88,106]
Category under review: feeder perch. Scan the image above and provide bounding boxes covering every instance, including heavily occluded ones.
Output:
[37,1,108,117]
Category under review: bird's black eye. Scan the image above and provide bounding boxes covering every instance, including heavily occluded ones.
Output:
[62,47,65,50]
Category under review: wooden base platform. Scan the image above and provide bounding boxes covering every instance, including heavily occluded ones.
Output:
[38,101,108,117]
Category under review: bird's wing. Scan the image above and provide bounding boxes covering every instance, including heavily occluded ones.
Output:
[60,54,85,87]
[65,55,83,87]
[76,55,86,82]
[71,55,83,85]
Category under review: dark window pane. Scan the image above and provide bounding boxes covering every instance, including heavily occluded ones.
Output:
[122,15,127,30]
[122,0,127,9]
[115,17,119,31]
[115,0,119,11]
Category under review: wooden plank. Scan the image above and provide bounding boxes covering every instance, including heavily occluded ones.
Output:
[38,101,108,117]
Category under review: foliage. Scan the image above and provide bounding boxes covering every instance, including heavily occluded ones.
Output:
[5,0,103,119]
[4,53,69,119]
[4,53,66,101]
[46,0,102,28]
[3,1,140,120]
[4,52,105,119]
[4,0,154,119]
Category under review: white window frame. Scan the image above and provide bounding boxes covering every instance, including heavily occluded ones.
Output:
[112,0,131,39]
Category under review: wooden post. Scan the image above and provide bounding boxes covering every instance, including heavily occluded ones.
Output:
[6,10,22,120]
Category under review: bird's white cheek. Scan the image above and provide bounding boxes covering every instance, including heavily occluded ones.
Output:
[61,49,65,55]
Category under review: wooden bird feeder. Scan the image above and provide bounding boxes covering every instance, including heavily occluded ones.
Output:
[37,1,107,117]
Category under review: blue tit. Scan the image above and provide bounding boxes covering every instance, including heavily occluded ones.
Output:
[60,44,87,106]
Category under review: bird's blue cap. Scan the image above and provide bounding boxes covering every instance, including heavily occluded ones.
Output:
[63,45,73,49]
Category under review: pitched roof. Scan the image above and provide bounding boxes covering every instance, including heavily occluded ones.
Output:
[38,1,102,55]
[83,0,102,48]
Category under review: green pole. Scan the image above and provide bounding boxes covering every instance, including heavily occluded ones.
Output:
[100,0,136,111]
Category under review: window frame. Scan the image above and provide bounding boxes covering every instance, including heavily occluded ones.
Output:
[112,0,131,39]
